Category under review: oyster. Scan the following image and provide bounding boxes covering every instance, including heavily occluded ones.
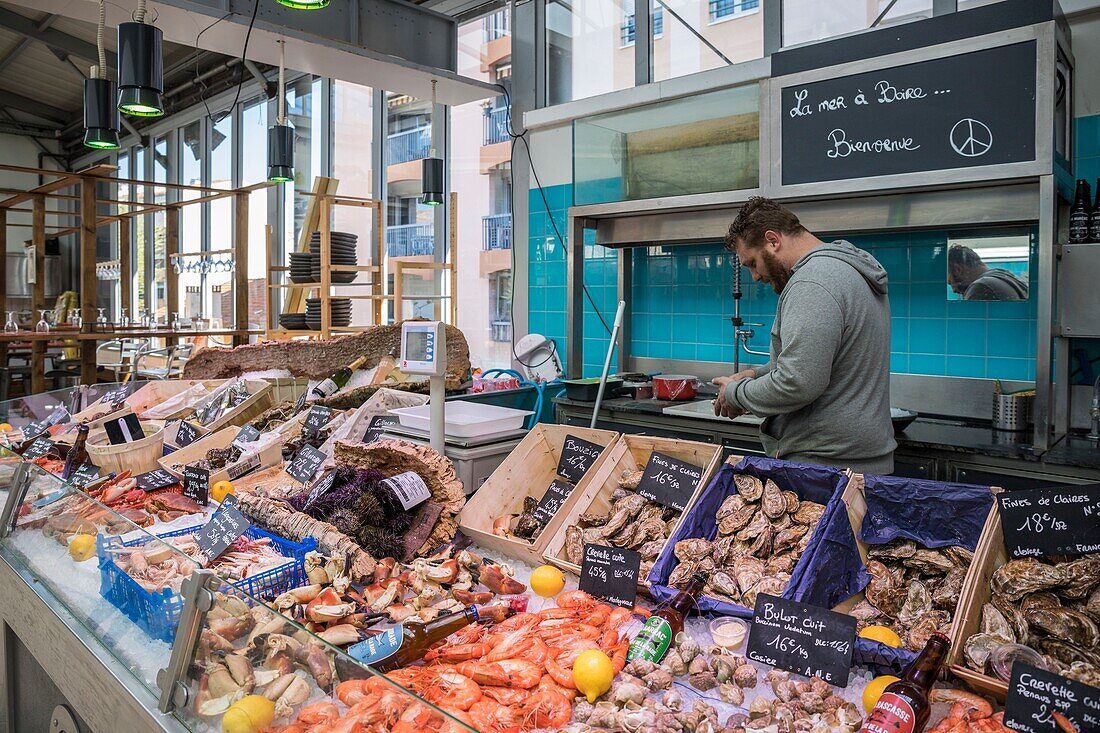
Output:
[726,539,756,562]
[782,491,800,514]
[1020,591,1063,614]
[865,561,899,610]
[932,567,966,610]
[868,539,918,562]
[600,493,648,537]
[743,575,788,609]
[1064,661,1100,688]
[791,502,825,527]
[765,552,799,576]
[707,571,740,600]
[718,505,758,536]
[715,494,747,521]
[618,469,643,490]
[1084,586,1100,622]
[1035,637,1100,669]
[579,508,610,526]
[1055,556,1100,599]
[774,524,808,553]
[903,549,955,575]
[905,611,949,651]
[849,599,883,623]
[674,538,714,563]
[735,513,771,542]
[668,561,697,588]
[991,559,1066,601]
[761,479,786,519]
[1028,607,1100,647]
[964,632,1005,671]
[769,513,792,532]
[991,593,1029,646]
[945,546,974,567]
[897,582,933,627]
[748,525,775,558]
[710,535,735,565]
[980,603,1015,642]
[564,525,583,565]
[734,474,764,502]
[638,539,665,561]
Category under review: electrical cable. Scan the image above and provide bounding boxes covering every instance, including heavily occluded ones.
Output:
[193,0,260,125]
[95,0,106,78]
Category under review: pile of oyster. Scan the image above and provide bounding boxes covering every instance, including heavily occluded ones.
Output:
[963,555,1100,686]
[563,468,682,580]
[666,473,825,609]
[848,538,973,651]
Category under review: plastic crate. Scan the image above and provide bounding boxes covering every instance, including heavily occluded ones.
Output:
[96,526,315,643]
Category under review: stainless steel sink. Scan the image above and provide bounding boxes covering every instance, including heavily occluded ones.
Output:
[662,399,764,425]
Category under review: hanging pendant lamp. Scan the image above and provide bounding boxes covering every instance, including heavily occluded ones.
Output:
[268,39,294,182]
[422,79,444,206]
[117,0,164,117]
[84,1,119,149]
[273,0,329,11]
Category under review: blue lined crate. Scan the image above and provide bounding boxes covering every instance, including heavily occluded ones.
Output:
[97,526,316,642]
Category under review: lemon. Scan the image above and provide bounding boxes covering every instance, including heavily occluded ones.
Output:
[530,564,566,598]
[573,649,614,703]
[859,625,903,648]
[68,534,96,562]
[0,423,11,432]
[862,675,900,713]
[211,480,235,504]
[222,695,274,733]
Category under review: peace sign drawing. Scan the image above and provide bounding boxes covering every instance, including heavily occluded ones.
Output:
[950,118,993,158]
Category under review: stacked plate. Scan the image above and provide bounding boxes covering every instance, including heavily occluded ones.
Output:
[310,231,359,284]
[278,313,307,331]
[305,297,352,331]
[289,252,318,284]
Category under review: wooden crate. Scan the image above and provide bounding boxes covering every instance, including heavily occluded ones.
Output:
[262,377,310,404]
[125,379,227,418]
[542,434,722,587]
[159,425,285,486]
[205,380,275,431]
[458,424,620,565]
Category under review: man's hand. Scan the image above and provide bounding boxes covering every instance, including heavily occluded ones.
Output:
[711,370,755,419]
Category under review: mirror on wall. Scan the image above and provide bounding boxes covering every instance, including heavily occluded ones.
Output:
[946,233,1030,301]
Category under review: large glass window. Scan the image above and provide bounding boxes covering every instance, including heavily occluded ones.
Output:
[333,81,375,325]
[242,97,269,331]
[152,135,169,321]
[133,146,147,317]
[652,0,762,82]
[179,121,203,321]
[547,0,634,105]
[283,77,323,253]
[209,114,234,328]
[783,0,931,48]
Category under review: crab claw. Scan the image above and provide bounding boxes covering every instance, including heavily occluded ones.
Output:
[305,587,356,623]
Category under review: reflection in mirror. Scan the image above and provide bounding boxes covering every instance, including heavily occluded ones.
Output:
[946,233,1030,301]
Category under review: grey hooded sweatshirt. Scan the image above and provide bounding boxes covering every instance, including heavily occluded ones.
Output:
[964,269,1028,301]
[724,241,896,474]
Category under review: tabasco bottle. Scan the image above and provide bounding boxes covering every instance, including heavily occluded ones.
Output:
[626,572,707,663]
[858,632,951,733]
[347,604,482,672]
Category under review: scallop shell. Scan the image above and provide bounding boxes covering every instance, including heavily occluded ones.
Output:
[963,632,1005,671]
[761,480,786,519]
[716,494,747,521]
[734,474,764,502]
[791,502,825,527]
[782,491,800,514]
[718,505,758,535]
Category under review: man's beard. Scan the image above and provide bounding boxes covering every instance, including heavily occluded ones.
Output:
[759,249,792,295]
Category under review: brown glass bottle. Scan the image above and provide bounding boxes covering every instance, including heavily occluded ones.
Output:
[62,424,90,480]
[351,605,481,672]
[626,572,707,663]
[858,632,951,733]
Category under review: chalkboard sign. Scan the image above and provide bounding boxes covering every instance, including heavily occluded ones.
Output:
[21,421,46,440]
[780,41,1036,185]
[1004,663,1100,733]
[533,479,576,526]
[136,468,179,491]
[183,465,210,506]
[232,425,261,447]
[578,543,640,608]
[637,451,703,511]
[286,444,325,484]
[23,437,56,459]
[746,593,856,686]
[175,420,200,447]
[69,462,99,488]
[556,436,603,483]
[195,504,250,565]
[303,470,337,510]
[99,386,130,407]
[363,415,399,444]
[303,406,333,437]
[998,485,1100,558]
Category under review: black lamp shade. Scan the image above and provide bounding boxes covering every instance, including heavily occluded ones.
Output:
[268,123,294,182]
[83,77,120,150]
[117,22,164,117]
[422,157,444,206]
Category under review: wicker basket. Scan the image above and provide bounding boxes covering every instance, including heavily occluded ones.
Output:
[86,420,166,475]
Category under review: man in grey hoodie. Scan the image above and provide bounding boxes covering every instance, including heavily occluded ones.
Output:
[947,245,1029,301]
[713,197,897,474]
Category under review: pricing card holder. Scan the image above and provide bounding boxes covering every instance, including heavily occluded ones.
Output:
[286,445,325,484]
[746,593,856,686]
[578,543,640,608]
[363,415,399,444]
[998,485,1100,558]
[194,504,250,565]
[533,479,575,526]
[1004,663,1100,733]
[556,435,603,484]
[636,451,703,512]
[183,465,210,506]
[303,405,333,437]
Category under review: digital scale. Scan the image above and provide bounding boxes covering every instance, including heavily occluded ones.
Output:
[399,321,447,451]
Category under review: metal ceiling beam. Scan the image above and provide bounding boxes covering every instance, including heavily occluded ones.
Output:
[0,88,68,123]
[243,60,271,96]
[0,14,58,75]
[0,6,116,67]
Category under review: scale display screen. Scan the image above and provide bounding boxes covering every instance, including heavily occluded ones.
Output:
[405,331,431,362]
[400,321,446,376]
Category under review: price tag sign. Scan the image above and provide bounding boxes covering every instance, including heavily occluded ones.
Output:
[183,465,210,506]
[23,437,56,459]
[303,405,333,437]
[286,444,325,484]
[99,386,130,407]
[303,470,338,510]
[556,436,604,483]
[69,462,100,488]
[135,468,179,491]
[232,425,261,448]
[636,451,703,511]
[578,543,640,608]
[1004,663,1100,733]
[174,420,200,447]
[21,421,46,440]
[363,415,399,444]
[533,479,575,526]
[194,504,250,565]
[746,594,856,686]
[997,485,1100,558]
[381,471,431,510]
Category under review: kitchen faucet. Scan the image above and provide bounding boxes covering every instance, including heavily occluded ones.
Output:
[1089,374,1100,442]
[731,254,769,374]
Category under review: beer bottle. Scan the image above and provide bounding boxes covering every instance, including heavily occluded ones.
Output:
[1069,179,1091,244]
[1090,179,1100,243]
[62,424,90,480]
[627,572,707,663]
[310,356,368,399]
[349,604,481,672]
[858,631,951,733]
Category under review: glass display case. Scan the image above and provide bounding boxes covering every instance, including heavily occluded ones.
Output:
[0,391,474,733]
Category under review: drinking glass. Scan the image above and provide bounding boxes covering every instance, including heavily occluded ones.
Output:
[119,307,130,328]
[4,312,17,333]
[71,310,82,329]
[35,310,50,333]
[96,308,107,327]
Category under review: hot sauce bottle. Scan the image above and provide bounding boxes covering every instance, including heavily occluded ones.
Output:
[858,632,951,733]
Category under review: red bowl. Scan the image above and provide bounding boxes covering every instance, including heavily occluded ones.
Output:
[652,375,698,401]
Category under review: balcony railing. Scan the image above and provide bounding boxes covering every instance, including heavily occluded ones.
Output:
[386,223,434,257]
[482,213,512,251]
[484,9,509,42]
[387,125,431,165]
[484,106,511,145]
[490,320,512,343]
[709,0,758,22]
[621,7,664,46]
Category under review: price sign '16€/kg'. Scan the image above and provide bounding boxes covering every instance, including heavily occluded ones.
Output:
[636,451,703,512]
[746,594,857,686]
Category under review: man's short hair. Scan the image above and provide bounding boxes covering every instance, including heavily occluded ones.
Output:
[725,197,807,252]
[948,244,983,268]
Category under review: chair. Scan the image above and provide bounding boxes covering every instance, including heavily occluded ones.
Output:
[45,353,82,390]
[133,342,193,380]
[96,338,151,381]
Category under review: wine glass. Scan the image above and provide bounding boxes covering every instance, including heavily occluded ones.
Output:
[119,307,130,328]
[4,312,17,333]
[35,310,51,333]
[71,310,82,329]
[172,312,182,330]
[96,308,107,327]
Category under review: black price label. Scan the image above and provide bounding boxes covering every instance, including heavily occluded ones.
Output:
[99,386,130,407]
[194,504,250,565]
[303,405,333,436]
[637,451,703,511]
[746,594,856,686]
[135,468,178,491]
[363,415,399,444]
[286,444,325,484]
[21,421,46,440]
[232,425,261,447]
[998,485,1100,558]
[303,470,337,510]
[229,390,251,408]
[556,435,603,483]
[174,420,200,447]
[533,479,575,526]
[23,437,56,459]
[69,462,99,488]
[183,465,210,506]
[578,543,640,609]
[1004,663,1100,733]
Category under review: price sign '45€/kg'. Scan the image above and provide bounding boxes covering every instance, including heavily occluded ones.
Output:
[579,543,640,609]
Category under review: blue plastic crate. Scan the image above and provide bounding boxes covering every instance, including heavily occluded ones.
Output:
[96,526,316,643]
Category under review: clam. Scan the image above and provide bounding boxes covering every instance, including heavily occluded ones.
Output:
[761,479,786,519]
[734,474,764,502]
[963,632,1005,671]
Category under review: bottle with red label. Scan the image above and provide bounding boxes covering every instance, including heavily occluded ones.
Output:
[858,632,950,733]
